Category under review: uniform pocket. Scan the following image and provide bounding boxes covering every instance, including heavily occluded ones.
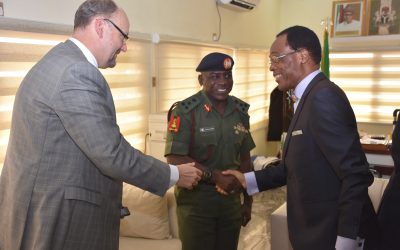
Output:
[193,127,218,162]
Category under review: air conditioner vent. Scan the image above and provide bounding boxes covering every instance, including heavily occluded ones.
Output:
[217,0,260,11]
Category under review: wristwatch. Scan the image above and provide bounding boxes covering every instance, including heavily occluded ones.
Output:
[202,168,213,182]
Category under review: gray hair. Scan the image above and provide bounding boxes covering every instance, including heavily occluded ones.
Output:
[74,0,118,30]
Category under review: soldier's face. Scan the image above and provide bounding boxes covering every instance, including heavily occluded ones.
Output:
[199,71,233,102]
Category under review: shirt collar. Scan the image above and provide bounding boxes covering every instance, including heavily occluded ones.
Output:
[294,69,321,100]
[200,90,235,116]
[69,37,98,68]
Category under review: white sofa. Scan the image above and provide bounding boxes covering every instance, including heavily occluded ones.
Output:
[119,186,181,250]
[117,156,287,250]
[118,173,287,250]
[270,177,390,250]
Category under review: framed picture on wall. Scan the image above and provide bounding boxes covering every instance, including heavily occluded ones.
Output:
[0,1,3,16]
[367,0,400,35]
[332,0,366,37]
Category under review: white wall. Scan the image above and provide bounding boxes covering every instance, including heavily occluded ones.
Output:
[2,0,282,48]
[278,0,332,41]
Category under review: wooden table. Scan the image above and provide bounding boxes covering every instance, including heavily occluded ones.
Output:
[362,143,394,177]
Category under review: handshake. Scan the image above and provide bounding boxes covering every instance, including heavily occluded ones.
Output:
[175,162,252,226]
[175,162,246,194]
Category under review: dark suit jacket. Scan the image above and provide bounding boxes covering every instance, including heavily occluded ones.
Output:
[377,120,400,250]
[255,73,376,249]
[0,40,171,250]
[267,87,292,141]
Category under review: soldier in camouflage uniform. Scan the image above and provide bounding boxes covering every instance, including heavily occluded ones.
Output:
[164,52,255,250]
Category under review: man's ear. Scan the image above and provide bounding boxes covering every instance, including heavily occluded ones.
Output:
[95,18,105,39]
[299,49,310,64]
[198,74,204,86]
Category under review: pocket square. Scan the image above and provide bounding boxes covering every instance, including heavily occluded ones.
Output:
[292,130,303,136]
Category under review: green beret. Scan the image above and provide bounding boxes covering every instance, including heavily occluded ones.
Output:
[196,52,234,72]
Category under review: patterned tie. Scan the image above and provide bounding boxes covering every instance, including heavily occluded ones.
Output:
[288,89,298,103]
[286,90,295,117]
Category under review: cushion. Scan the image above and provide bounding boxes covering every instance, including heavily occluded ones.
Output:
[119,236,181,250]
[119,183,170,239]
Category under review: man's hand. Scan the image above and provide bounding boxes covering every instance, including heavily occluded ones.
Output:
[213,170,242,194]
[241,194,252,226]
[176,162,202,190]
[215,169,247,195]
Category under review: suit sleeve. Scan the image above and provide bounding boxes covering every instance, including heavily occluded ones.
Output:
[254,162,287,191]
[309,85,373,239]
[53,62,170,196]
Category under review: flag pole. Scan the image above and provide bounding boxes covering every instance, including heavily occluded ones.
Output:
[320,17,330,79]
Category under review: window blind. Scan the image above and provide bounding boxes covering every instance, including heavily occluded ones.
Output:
[101,40,151,151]
[232,49,270,130]
[0,30,150,172]
[330,50,400,124]
[156,42,234,112]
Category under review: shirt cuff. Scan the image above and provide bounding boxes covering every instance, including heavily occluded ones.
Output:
[335,236,360,250]
[169,164,179,188]
[244,172,259,196]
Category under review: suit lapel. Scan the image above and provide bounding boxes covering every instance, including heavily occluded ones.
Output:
[282,72,327,161]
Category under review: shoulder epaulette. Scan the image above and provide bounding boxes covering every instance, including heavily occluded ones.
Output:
[167,101,180,122]
[231,96,250,114]
[178,93,202,113]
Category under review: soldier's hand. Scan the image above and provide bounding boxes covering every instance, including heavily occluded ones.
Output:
[213,170,242,194]
[241,195,252,226]
[176,162,202,190]
[221,169,247,190]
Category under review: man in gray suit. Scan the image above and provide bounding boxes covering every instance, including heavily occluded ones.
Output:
[0,1,201,250]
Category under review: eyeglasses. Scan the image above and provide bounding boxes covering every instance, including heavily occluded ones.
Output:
[103,18,129,41]
[269,50,299,65]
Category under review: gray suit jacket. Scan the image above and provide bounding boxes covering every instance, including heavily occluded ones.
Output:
[255,73,375,249]
[0,40,170,250]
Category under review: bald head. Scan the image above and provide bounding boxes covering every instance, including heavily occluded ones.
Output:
[74,0,118,30]
[72,0,130,69]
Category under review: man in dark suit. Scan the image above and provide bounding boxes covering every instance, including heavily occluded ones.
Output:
[0,1,201,250]
[377,110,400,250]
[219,26,377,250]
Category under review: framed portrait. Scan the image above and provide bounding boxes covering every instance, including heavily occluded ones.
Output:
[332,0,366,37]
[0,0,3,16]
[367,0,400,35]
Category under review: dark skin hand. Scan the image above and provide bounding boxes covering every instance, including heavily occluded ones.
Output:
[242,192,252,226]
[239,151,253,226]
[166,150,253,227]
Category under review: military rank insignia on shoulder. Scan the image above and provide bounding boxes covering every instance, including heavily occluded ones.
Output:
[168,115,180,132]
[231,96,250,114]
[179,94,201,113]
